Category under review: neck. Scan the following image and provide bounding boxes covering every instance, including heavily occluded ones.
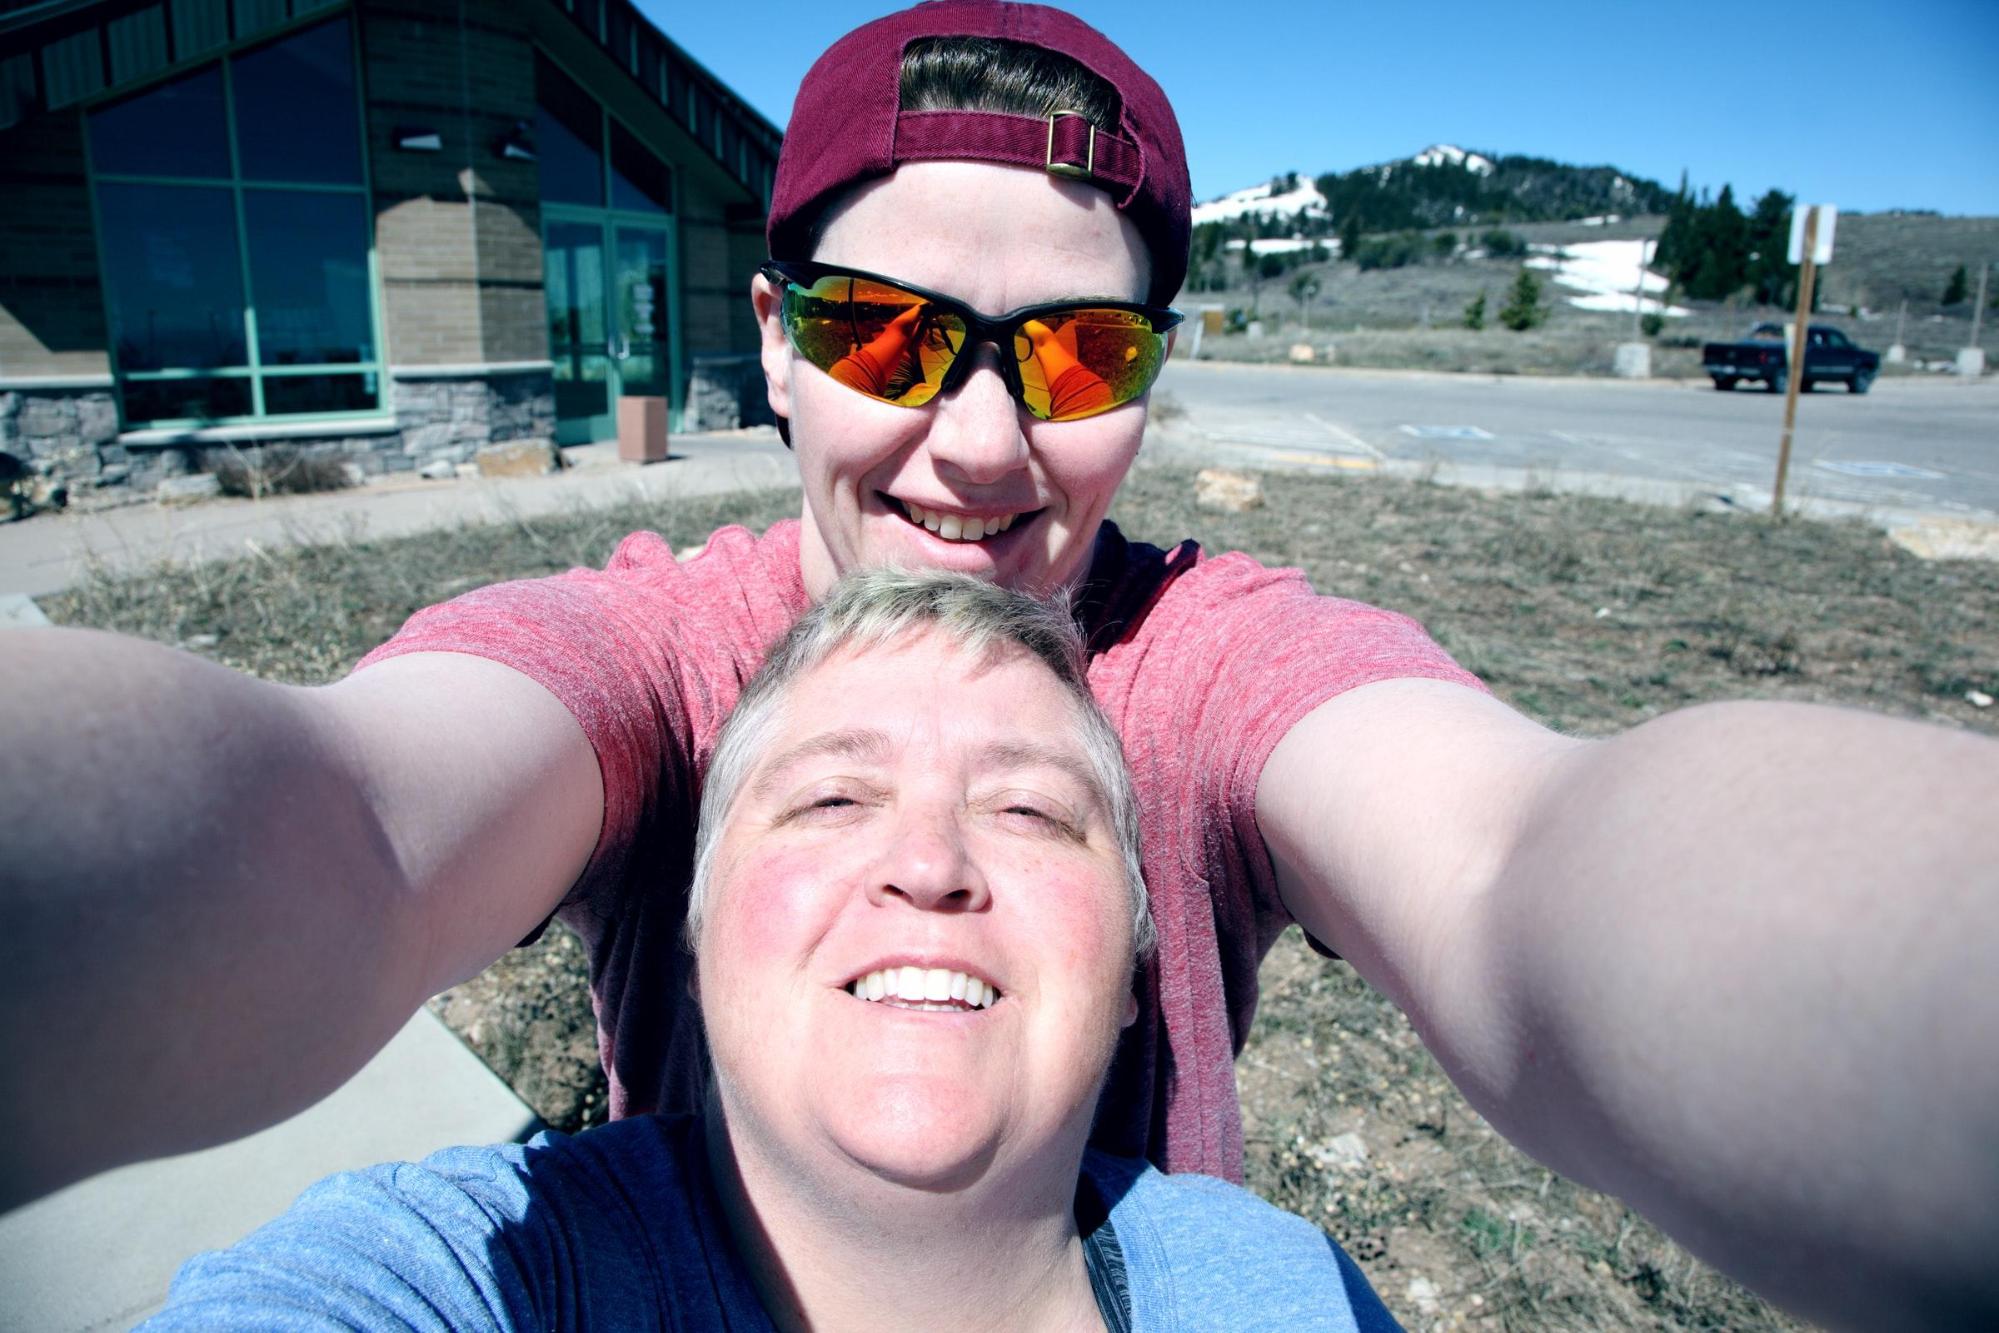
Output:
[702,1105,1105,1333]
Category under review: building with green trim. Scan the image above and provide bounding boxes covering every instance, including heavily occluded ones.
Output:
[0,0,779,495]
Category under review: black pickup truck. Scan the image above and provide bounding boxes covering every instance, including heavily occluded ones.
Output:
[1702,322,1881,394]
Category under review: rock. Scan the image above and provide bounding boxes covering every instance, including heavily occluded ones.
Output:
[1405,1276,1441,1316]
[156,473,221,504]
[1194,467,1264,513]
[1968,690,1994,709]
[455,462,481,479]
[418,458,457,480]
[1287,342,1315,364]
[1310,1131,1369,1172]
[475,439,559,478]
[1887,518,1999,562]
[1613,341,1652,378]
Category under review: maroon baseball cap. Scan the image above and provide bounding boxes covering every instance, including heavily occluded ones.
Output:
[767,0,1192,304]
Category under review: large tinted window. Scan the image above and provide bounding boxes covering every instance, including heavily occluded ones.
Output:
[245,191,373,364]
[87,18,378,425]
[610,121,670,215]
[233,18,361,183]
[96,183,247,370]
[536,55,603,206]
[87,65,229,178]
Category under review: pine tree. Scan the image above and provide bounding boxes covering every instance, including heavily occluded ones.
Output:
[1463,291,1487,331]
[1743,190,1796,307]
[1498,268,1546,331]
[1943,264,1969,306]
[1337,211,1363,265]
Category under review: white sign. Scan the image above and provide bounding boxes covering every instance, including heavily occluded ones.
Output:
[1787,204,1837,265]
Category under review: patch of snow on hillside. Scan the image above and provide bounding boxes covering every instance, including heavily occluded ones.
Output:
[1412,143,1494,176]
[1191,179,1327,226]
[1223,237,1330,256]
[1525,239,1689,317]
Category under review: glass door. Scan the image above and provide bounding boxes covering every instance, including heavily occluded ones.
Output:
[544,216,675,444]
[544,219,611,444]
[611,224,670,403]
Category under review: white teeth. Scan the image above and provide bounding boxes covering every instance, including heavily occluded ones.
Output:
[899,501,1020,543]
[849,967,1000,1010]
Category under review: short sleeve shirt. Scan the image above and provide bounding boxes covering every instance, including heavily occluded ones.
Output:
[358,519,1482,1179]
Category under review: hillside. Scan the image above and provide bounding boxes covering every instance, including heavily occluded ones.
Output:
[1192,145,1677,238]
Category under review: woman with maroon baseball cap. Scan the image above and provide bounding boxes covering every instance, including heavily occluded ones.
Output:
[8,3,1997,1327]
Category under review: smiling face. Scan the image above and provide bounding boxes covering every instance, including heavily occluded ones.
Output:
[755,161,1155,599]
[695,630,1138,1197]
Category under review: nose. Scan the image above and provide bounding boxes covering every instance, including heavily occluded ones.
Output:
[925,345,1030,487]
[867,805,992,914]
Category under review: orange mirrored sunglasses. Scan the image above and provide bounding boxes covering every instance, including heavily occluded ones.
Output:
[762,260,1182,423]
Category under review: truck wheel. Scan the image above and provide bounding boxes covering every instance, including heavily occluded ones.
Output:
[1851,370,1874,394]
[1712,375,1737,391]
[1768,371,1788,394]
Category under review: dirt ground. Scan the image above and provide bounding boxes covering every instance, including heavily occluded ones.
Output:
[45,466,1997,1330]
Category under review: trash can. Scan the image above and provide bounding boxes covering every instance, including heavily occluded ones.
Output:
[617,396,669,463]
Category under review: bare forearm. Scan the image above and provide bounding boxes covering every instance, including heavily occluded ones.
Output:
[1451,702,1999,1327]
[0,630,428,1207]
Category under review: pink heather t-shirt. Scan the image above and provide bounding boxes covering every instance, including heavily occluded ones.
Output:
[358,519,1482,1180]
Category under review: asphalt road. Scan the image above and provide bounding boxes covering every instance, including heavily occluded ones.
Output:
[1150,361,1999,519]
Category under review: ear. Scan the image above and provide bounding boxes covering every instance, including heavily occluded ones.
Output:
[1121,989,1138,1029]
[751,270,794,432]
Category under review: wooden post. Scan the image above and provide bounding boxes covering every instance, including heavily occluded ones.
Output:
[1973,261,1990,350]
[1772,206,1821,518]
[1630,238,1652,338]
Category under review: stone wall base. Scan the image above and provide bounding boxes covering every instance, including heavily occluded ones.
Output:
[688,354,773,432]
[0,370,557,498]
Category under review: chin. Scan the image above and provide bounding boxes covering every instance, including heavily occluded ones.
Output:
[826,1082,1007,1194]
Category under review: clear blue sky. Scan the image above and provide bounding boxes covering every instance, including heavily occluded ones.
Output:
[636,0,1999,216]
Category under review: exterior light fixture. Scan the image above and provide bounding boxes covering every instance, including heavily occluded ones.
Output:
[496,122,536,162]
[395,126,443,152]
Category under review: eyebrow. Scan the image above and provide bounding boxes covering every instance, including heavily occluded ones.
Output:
[743,729,1109,812]
[747,726,895,802]
[976,740,1111,812]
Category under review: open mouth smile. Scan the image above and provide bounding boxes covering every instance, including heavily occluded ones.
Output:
[846,965,1002,1012]
[891,497,1038,544]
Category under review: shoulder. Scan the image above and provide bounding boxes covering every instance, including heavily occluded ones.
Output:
[148,1118,717,1331]
[1090,523,1451,666]
[1086,1153,1400,1331]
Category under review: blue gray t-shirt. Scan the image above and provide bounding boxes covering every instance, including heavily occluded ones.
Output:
[142,1115,1398,1331]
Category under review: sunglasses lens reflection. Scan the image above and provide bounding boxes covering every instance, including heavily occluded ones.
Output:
[781,271,1167,422]
[782,275,964,407]
[1015,309,1164,422]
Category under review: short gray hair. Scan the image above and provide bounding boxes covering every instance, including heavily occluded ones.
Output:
[687,568,1152,958]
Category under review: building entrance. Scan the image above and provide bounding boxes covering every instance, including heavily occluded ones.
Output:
[543,215,675,445]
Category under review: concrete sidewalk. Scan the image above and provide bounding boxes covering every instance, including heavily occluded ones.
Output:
[0,428,800,598]
[0,1011,539,1331]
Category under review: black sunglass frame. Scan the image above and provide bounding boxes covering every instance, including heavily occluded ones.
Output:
[760,259,1184,418]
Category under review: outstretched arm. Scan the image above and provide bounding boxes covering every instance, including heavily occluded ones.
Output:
[1258,680,1999,1331]
[0,632,600,1208]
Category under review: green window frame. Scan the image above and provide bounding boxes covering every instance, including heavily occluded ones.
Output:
[83,12,385,432]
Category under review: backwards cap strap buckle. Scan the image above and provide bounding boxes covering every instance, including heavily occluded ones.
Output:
[1044,110,1096,181]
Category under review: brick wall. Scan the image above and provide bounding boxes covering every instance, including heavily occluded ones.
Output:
[0,108,111,378]
[360,0,541,369]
